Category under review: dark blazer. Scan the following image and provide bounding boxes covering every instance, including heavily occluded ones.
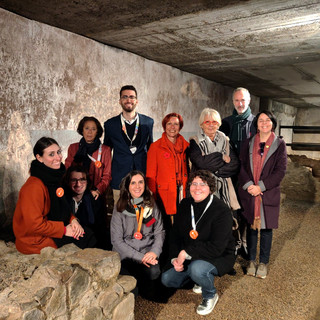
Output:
[167,195,236,276]
[103,113,153,189]
[238,135,287,229]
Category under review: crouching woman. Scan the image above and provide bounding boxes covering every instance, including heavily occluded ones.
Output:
[161,170,236,316]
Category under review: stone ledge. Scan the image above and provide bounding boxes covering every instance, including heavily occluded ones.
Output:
[0,242,136,320]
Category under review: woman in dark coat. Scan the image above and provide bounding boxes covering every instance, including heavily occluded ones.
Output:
[161,170,235,316]
[238,110,287,279]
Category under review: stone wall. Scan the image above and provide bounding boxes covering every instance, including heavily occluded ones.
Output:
[0,242,136,320]
[0,8,260,230]
[281,156,320,203]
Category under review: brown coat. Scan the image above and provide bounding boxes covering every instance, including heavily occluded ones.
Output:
[13,176,70,254]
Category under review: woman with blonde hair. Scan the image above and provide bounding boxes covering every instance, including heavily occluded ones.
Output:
[189,108,240,210]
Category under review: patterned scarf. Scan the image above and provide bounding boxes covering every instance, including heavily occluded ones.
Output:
[194,130,240,210]
[251,132,275,230]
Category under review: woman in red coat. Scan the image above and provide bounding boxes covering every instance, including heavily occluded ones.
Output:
[238,110,287,279]
[65,116,111,200]
[146,113,189,225]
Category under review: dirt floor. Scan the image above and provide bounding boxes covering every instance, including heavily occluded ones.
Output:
[134,200,320,320]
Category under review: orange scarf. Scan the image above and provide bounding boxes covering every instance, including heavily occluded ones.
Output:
[252,132,275,230]
[163,132,185,186]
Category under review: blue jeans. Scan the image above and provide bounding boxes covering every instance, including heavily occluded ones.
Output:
[247,226,273,264]
[161,260,218,299]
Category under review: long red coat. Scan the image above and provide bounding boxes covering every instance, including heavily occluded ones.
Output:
[13,177,71,254]
[65,143,112,195]
[238,135,287,229]
[146,134,189,215]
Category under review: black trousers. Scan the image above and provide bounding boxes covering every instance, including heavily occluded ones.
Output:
[53,226,96,249]
[120,258,161,299]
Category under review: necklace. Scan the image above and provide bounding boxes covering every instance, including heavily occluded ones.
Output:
[189,195,213,239]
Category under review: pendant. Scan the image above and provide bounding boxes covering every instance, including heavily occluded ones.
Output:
[95,161,102,168]
[130,146,137,154]
[56,187,64,198]
[189,229,198,239]
[134,232,142,240]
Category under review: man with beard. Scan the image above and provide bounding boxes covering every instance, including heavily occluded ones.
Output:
[104,85,154,205]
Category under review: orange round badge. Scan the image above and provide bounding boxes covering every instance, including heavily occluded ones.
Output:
[56,187,64,197]
[134,232,142,240]
[189,229,198,240]
[95,161,102,168]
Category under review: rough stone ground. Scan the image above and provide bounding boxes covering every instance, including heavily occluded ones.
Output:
[134,200,320,320]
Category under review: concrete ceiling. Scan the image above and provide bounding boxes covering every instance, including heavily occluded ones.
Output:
[1,0,320,108]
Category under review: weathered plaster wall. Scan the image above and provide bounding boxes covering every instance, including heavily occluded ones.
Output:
[0,8,260,229]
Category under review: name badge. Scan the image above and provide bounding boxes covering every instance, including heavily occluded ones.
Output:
[130,146,137,154]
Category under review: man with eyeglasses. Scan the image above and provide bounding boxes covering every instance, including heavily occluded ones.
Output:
[103,85,154,205]
[220,87,256,261]
[220,87,256,155]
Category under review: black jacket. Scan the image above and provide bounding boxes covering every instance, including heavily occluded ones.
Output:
[167,195,236,276]
[189,139,240,178]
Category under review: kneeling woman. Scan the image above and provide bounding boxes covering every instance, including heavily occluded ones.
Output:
[161,170,236,316]
[110,170,165,299]
[13,137,95,254]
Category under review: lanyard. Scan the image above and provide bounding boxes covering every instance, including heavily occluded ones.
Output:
[133,204,144,240]
[121,115,139,145]
[87,144,102,168]
[190,195,213,231]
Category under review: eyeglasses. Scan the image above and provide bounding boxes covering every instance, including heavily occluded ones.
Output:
[203,120,219,126]
[70,178,87,184]
[258,119,271,123]
[121,95,137,100]
[190,182,208,187]
[259,142,265,156]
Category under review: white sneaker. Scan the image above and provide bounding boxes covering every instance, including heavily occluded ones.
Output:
[196,293,219,315]
[193,284,202,294]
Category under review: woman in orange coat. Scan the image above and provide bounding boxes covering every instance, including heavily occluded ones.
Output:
[146,113,189,225]
[13,137,95,254]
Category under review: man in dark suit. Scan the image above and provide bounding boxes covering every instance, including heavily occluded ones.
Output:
[103,85,153,204]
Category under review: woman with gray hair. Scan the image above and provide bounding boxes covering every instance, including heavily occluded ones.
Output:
[189,108,240,210]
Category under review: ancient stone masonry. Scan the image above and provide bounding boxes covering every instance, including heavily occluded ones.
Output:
[0,242,136,320]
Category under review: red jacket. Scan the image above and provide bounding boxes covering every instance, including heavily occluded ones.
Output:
[13,177,71,254]
[146,134,189,215]
[65,143,112,195]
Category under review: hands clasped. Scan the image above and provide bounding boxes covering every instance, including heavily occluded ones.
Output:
[65,219,85,240]
[141,251,158,268]
[173,250,187,272]
[247,184,263,197]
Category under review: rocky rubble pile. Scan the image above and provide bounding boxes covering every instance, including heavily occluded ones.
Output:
[0,242,136,320]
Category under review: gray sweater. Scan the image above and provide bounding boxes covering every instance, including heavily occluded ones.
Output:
[110,204,165,262]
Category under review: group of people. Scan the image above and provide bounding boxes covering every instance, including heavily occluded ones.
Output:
[13,85,287,316]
